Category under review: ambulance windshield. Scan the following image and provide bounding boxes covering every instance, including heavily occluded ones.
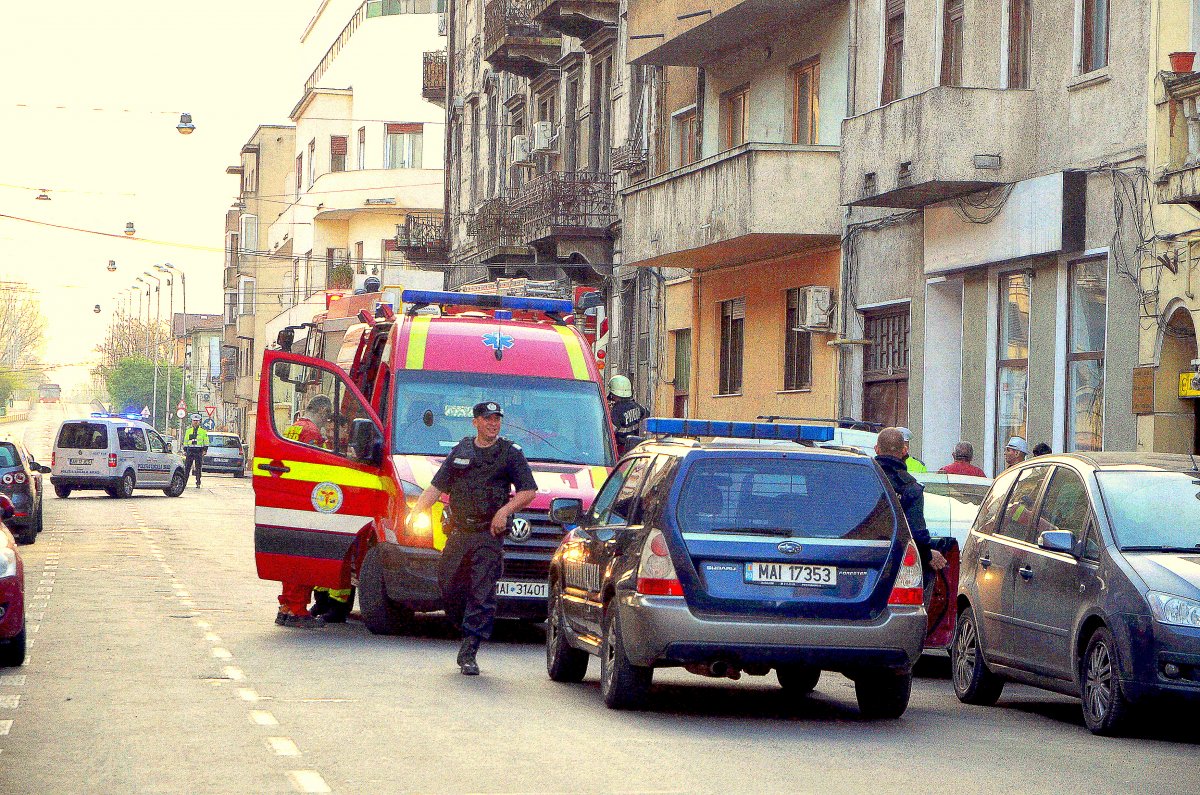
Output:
[392,371,614,466]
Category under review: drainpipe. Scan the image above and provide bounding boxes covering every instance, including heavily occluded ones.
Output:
[690,270,701,418]
[442,0,457,278]
[846,0,858,118]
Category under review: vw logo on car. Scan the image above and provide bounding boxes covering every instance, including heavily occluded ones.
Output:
[509,516,532,542]
[777,541,803,555]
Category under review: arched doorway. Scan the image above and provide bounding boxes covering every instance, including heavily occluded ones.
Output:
[1154,306,1199,454]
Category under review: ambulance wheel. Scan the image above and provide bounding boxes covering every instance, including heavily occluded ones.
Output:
[359,546,413,635]
[164,470,186,497]
[115,471,135,499]
[54,486,71,499]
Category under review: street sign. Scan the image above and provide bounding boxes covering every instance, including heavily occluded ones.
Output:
[201,418,216,431]
[176,409,187,419]
[205,406,216,418]
[141,406,151,419]
[176,399,187,411]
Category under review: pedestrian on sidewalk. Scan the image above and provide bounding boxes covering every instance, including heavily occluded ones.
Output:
[408,401,538,676]
[938,441,986,477]
[1004,436,1029,469]
[182,415,208,488]
[1031,442,1052,457]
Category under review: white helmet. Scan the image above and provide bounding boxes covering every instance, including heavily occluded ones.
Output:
[190,413,202,422]
[608,375,633,398]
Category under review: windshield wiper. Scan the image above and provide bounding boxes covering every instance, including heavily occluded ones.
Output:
[709,527,794,537]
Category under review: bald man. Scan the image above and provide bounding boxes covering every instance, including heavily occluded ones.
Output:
[875,427,947,574]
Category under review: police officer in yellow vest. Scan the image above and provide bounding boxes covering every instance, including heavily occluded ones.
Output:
[182,414,209,488]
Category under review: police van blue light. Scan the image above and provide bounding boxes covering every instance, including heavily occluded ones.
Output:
[401,289,574,316]
[644,417,835,443]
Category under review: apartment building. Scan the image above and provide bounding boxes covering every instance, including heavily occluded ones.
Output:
[623,0,848,422]
[837,0,1147,472]
[262,0,447,357]
[1145,0,1200,454]
[222,125,296,447]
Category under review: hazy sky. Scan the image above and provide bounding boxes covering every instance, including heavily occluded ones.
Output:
[0,1,315,391]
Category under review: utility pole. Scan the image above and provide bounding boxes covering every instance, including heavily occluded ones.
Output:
[143,272,162,430]
[157,266,174,431]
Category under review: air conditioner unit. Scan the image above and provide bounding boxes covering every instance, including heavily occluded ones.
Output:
[532,121,556,153]
[510,134,531,164]
[798,286,834,331]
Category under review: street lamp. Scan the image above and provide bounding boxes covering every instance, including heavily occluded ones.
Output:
[176,113,195,135]
[154,264,176,432]
[160,263,187,441]
[142,271,163,429]
[133,277,152,357]
[35,190,50,201]
[125,222,136,236]
[107,260,117,272]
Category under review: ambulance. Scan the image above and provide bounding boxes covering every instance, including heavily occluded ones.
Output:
[252,290,616,633]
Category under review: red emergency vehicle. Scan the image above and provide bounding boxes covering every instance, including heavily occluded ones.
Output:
[252,290,616,632]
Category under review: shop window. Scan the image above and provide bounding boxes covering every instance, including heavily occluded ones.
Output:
[1067,257,1106,451]
[996,271,1031,470]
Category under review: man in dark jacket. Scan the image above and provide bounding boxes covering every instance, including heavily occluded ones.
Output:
[875,427,947,574]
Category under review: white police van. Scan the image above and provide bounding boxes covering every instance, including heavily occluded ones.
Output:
[50,414,186,499]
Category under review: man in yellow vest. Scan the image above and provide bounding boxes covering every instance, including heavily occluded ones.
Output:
[182,414,209,488]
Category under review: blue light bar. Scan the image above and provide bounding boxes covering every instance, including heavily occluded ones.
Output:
[402,289,574,315]
[645,417,835,443]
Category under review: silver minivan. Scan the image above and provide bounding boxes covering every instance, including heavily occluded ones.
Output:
[50,417,186,499]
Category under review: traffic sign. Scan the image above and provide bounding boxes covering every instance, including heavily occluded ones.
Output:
[141,406,151,419]
[201,418,216,431]
[176,399,187,411]
[176,409,187,419]
[205,406,216,418]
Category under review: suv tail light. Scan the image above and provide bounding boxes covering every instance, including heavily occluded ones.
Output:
[51,452,56,467]
[888,541,925,606]
[1,474,10,486]
[2,473,24,486]
[108,453,118,468]
[636,528,683,596]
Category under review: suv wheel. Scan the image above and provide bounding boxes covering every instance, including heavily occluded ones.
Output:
[599,606,652,710]
[53,486,71,499]
[952,606,1004,705]
[358,546,413,635]
[116,471,135,499]
[854,669,913,719]
[776,665,821,695]
[1081,626,1132,735]
[164,470,186,497]
[545,580,589,683]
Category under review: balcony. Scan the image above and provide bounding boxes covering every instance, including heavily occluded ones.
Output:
[483,0,561,78]
[468,196,529,262]
[515,172,616,245]
[531,0,616,39]
[841,86,1036,209]
[627,0,832,66]
[611,139,649,175]
[422,51,447,105]
[395,212,449,264]
[1156,71,1200,207]
[223,265,239,291]
[621,142,841,269]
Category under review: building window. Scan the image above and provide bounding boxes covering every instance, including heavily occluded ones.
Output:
[674,107,698,167]
[295,154,303,199]
[1081,0,1109,73]
[237,277,256,316]
[357,127,366,169]
[996,271,1031,469]
[1008,0,1032,88]
[722,86,749,149]
[385,123,423,169]
[940,0,964,87]
[882,0,905,104]
[1067,258,1107,452]
[862,305,909,428]
[718,298,745,396]
[791,59,820,145]
[589,52,613,172]
[354,241,365,275]
[238,216,257,257]
[672,328,691,417]
[784,288,813,391]
[224,291,237,325]
[307,139,316,187]
[330,135,348,172]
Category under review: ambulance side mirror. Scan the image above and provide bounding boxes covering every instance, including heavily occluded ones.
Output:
[349,418,384,466]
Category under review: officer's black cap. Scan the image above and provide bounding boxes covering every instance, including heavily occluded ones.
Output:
[472,401,504,418]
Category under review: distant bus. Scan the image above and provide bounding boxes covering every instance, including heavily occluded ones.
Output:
[38,384,61,403]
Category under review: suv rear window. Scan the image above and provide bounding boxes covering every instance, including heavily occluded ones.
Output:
[57,422,109,450]
[208,435,241,449]
[676,457,895,541]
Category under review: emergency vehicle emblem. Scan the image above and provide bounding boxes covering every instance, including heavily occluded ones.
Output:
[311,481,344,514]
[509,516,532,542]
[482,332,514,353]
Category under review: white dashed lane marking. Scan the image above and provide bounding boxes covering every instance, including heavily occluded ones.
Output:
[0,695,19,709]
[223,666,245,681]
[0,720,11,736]
[211,647,232,660]
[238,689,260,702]
[287,770,331,793]
[267,737,301,757]
[1,677,26,687]
[249,711,278,727]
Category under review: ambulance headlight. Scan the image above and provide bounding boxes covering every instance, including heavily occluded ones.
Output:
[409,512,433,535]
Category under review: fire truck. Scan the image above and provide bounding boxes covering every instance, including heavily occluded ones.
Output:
[252,290,616,633]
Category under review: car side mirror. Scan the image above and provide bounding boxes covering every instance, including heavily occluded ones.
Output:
[349,418,384,466]
[37,464,51,474]
[0,494,13,521]
[550,497,583,526]
[1038,530,1076,555]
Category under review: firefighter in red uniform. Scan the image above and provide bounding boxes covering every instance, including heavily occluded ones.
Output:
[276,394,335,629]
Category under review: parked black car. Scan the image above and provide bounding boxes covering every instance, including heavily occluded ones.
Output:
[953,453,1200,735]
[0,437,48,545]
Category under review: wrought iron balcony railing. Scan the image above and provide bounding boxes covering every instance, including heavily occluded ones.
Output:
[611,139,649,174]
[515,171,616,243]
[395,212,448,263]
[422,51,447,104]
[468,195,527,260]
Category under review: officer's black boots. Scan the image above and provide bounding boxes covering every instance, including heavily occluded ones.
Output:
[309,590,333,619]
[458,636,481,675]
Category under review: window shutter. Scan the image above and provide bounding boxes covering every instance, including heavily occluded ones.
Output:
[724,297,746,320]
[330,135,348,155]
[886,0,904,16]
[386,123,423,134]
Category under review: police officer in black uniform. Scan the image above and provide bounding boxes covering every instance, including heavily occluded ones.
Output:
[408,400,538,675]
